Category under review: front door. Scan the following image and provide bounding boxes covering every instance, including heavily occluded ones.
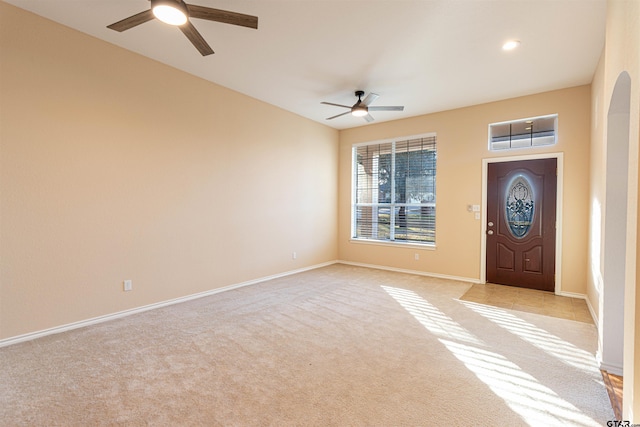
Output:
[486,158,557,291]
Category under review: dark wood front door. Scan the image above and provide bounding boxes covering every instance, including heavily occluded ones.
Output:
[486,158,557,291]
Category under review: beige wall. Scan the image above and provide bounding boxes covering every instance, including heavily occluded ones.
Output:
[339,86,591,294]
[0,3,339,340]
[588,0,640,420]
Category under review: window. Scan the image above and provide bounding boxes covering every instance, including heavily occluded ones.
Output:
[352,134,436,245]
[489,114,557,151]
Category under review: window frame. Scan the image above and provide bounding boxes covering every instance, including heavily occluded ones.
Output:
[350,133,437,248]
[488,114,558,151]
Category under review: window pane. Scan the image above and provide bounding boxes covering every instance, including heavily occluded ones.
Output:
[355,143,392,204]
[393,205,435,243]
[354,206,391,240]
[377,153,392,203]
[394,138,436,204]
[489,114,557,151]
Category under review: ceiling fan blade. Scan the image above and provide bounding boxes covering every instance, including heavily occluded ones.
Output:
[187,5,258,29]
[368,106,405,111]
[321,102,352,109]
[363,114,375,122]
[326,111,352,120]
[362,93,380,106]
[107,9,154,32]
[179,21,215,56]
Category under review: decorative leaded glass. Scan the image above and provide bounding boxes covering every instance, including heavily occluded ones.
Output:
[505,175,534,238]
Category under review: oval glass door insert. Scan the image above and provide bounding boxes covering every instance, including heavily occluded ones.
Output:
[505,175,534,238]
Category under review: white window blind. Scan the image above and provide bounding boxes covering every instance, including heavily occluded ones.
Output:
[352,135,436,245]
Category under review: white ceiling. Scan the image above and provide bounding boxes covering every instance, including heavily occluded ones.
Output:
[5,0,606,130]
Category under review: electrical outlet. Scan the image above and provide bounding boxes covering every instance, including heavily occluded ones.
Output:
[414,253,420,261]
[123,280,132,292]
[292,251,297,260]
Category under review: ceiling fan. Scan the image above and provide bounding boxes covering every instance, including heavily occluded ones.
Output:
[321,91,404,122]
[107,0,258,56]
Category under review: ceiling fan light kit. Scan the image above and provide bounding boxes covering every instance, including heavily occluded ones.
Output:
[351,107,368,117]
[107,1,259,56]
[151,0,188,26]
[321,90,404,123]
[502,39,521,51]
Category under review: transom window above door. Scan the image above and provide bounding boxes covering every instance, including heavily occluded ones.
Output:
[489,114,557,151]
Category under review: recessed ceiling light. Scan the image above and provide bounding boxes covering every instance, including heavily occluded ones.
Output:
[502,40,521,51]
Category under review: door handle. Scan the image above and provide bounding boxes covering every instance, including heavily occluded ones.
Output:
[488,221,494,227]
[487,230,494,235]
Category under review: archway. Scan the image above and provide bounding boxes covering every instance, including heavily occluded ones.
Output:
[600,71,631,376]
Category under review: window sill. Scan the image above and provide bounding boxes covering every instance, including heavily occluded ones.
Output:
[349,238,436,250]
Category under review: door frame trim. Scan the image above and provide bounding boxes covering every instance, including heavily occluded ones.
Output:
[480,152,564,294]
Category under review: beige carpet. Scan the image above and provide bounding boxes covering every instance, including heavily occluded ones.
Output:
[0,264,614,426]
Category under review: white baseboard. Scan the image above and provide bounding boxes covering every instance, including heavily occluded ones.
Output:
[0,260,338,348]
[336,260,481,284]
[1,259,599,348]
